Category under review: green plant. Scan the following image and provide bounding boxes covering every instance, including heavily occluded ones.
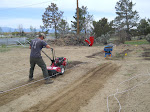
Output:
[0,45,10,52]
[1,44,6,48]
[114,53,124,59]
[125,40,149,45]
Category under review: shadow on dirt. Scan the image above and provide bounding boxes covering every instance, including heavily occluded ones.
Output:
[86,52,104,58]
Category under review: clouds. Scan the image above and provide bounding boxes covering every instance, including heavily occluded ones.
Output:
[0,0,118,12]
[132,0,150,19]
[0,0,149,14]
[80,0,118,12]
[0,18,42,28]
[0,0,150,28]
[0,0,54,8]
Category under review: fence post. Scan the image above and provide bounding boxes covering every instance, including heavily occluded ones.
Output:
[7,38,8,47]
[24,37,26,44]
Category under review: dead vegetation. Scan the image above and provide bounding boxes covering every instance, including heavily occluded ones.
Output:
[113,49,132,60]
[47,36,88,46]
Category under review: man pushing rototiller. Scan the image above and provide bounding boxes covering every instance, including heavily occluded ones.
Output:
[29,33,67,84]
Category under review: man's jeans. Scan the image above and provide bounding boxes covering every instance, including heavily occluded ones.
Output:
[29,57,49,79]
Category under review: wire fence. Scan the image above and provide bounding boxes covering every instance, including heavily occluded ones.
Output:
[0,37,30,47]
[107,70,150,112]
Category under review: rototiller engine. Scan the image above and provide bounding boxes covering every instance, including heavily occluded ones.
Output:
[42,48,67,77]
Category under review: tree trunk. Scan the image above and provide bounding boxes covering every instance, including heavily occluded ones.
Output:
[85,29,87,38]
[126,18,131,41]
[125,8,131,41]
[126,30,131,41]
[54,22,57,38]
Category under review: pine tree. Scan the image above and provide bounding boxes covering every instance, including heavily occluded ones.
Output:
[57,19,70,37]
[71,6,93,34]
[42,3,63,38]
[115,0,139,40]
[137,19,150,36]
[92,18,113,38]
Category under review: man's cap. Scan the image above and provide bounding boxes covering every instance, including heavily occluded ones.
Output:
[39,33,45,39]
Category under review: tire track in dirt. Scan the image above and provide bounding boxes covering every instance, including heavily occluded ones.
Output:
[0,77,45,106]
[0,70,73,107]
[0,61,83,106]
[24,62,120,112]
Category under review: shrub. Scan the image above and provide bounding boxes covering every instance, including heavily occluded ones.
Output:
[0,44,10,52]
[146,34,150,43]
[1,44,6,48]
[95,34,111,45]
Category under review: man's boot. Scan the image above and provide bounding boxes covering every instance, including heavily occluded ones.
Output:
[45,78,53,84]
[28,78,34,82]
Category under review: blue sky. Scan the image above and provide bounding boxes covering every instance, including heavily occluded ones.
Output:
[0,0,149,29]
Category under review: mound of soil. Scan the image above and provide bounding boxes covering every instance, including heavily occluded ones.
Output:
[47,36,88,46]
[142,48,150,60]
[66,61,83,69]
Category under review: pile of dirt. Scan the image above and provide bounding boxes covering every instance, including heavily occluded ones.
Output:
[66,61,84,69]
[47,36,88,46]
[142,48,150,60]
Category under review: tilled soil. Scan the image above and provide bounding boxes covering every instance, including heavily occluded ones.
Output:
[24,63,119,112]
[0,45,150,112]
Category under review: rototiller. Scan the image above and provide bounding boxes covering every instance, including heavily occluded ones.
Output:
[42,48,67,77]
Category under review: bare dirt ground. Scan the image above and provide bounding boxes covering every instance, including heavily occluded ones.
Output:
[0,44,150,112]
